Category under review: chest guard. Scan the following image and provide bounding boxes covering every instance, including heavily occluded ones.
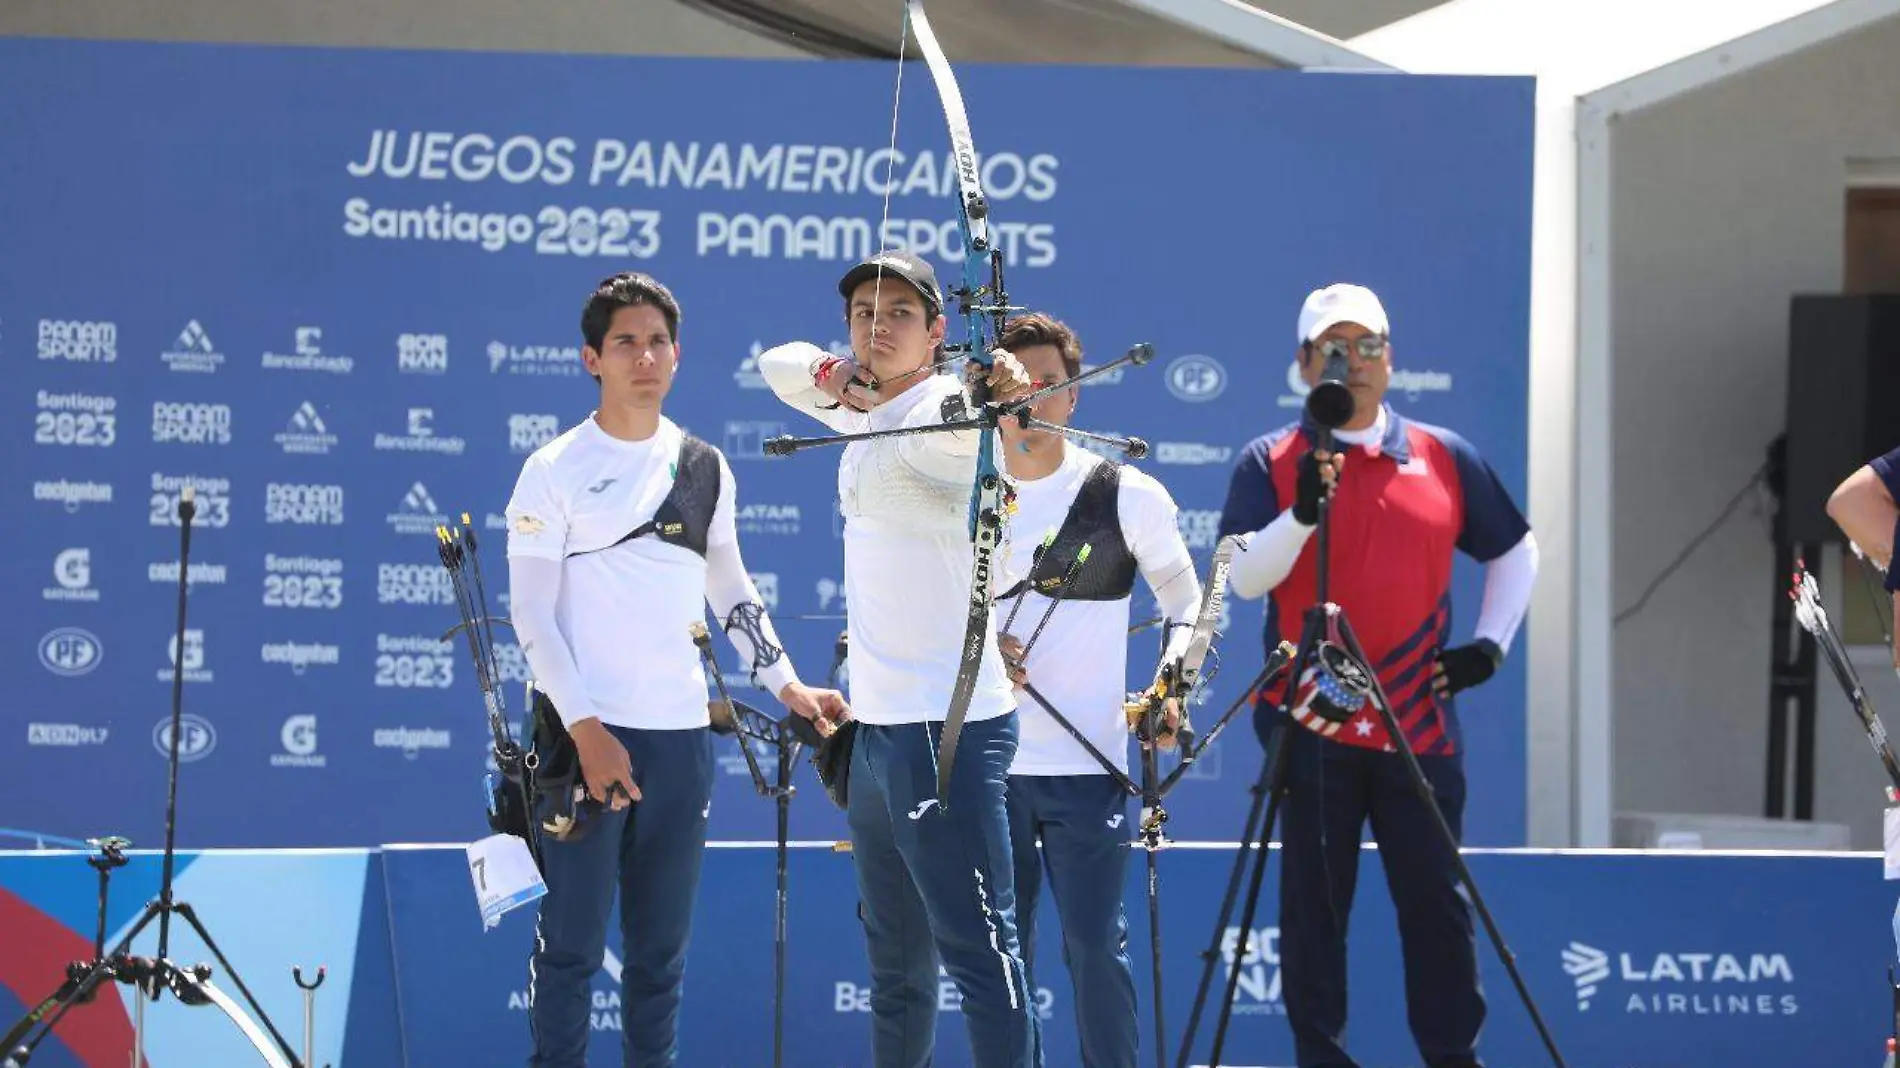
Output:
[567,434,722,560]
[1006,459,1138,602]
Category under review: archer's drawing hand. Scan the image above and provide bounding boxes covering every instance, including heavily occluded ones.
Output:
[814,355,879,413]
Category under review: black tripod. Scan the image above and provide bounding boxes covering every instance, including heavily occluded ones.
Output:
[1174,424,1568,1068]
[4,488,302,1068]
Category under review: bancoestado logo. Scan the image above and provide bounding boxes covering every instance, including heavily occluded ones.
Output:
[836,965,1056,1023]
[375,407,466,455]
[1561,941,1799,1016]
[263,327,352,374]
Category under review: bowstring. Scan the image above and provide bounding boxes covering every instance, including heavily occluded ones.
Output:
[868,4,911,381]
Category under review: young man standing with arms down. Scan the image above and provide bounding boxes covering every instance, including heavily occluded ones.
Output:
[756,249,1042,1068]
[505,272,848,1068]
[989,312,1203,1068]
[1216,283,1538,1068]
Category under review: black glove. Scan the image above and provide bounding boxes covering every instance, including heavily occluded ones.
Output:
[1433,639,1504,697]
[1292,448,1335,525]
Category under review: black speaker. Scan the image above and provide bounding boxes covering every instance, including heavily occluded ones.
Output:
[1782,294,1900,545]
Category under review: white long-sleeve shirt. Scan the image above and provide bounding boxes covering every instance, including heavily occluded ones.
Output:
[758,342,1018,726]
[503,413,796,730]
[1001,446,1203,776]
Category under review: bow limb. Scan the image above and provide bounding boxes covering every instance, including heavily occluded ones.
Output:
[901,0,1012,807]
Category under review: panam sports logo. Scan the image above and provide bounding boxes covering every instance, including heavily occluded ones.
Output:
[1562,940,1798,1016]
[38,319,116,363]
[151,401,232,446]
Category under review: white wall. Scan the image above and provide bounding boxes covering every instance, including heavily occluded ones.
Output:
[1609,11,1900,848]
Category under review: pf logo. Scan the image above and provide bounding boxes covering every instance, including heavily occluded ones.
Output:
[153,713,217,762]
[1165,355,1227,402]
[169,629,206,671]
[39,627,103,677]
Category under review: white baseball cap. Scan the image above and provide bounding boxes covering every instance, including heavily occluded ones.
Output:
[1297,283,1390,343]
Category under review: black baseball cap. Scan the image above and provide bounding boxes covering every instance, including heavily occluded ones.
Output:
[837,249,944,315]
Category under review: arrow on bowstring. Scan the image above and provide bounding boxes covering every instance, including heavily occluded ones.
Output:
[758,0,1157,810]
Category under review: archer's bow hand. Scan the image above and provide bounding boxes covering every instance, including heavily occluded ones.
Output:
[998,632,1029,687]
[780,680,852,726]
[966,348,1034,404]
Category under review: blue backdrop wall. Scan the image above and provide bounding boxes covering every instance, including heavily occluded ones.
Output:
[0,39,1535,849]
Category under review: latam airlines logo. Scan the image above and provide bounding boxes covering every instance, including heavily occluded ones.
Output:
[1561,941,1798,1016]
[488,340,582,376]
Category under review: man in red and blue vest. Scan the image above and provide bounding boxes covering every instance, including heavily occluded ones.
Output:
[1216,283,1539,1068]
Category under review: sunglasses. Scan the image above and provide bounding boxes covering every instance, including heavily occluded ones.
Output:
[1316,336,1388,362]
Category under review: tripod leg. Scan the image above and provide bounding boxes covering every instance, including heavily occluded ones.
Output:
[1204,606,1331,1068]
[171,904,304,1066]
[775,747,791,1068]
[1331,614,1570,1068]
[1174,642,1309,1068]
[1172,732,1274,1068]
